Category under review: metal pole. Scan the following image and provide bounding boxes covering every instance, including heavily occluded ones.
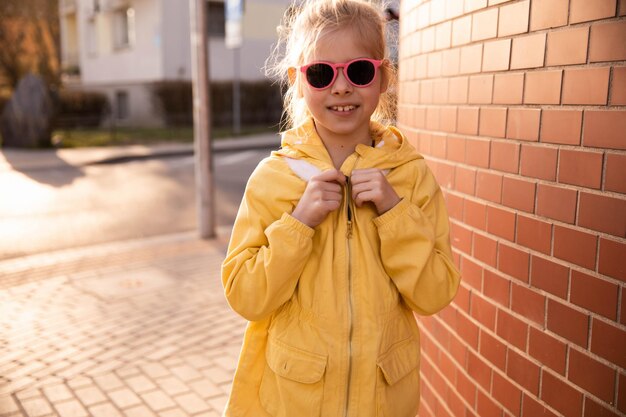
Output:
[233,46,241,136]
[189,0,215,238]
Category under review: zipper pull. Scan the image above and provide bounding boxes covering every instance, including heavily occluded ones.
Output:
[345,175,353,239]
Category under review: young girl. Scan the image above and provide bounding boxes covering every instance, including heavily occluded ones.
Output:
[221,1,460,416]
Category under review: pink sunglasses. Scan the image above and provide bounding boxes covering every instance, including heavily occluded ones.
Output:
[299,58,384,90]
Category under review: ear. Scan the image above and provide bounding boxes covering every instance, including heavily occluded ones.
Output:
[288,67,298,85]
[379,59,390,94]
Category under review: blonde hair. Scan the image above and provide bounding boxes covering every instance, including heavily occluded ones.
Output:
[266,0,397,131]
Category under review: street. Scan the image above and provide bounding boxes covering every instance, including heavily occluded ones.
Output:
[0,147,274,260]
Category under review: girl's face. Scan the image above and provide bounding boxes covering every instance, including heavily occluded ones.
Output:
[297,28,387,144]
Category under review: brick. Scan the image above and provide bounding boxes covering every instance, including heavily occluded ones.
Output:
[456,369,477,407]
[529,327,566,375]
[507,349,539,395]
[507,108,540,141]
[475,171,502,204]
[434,80,449,105]
[563,67,610,105]
[590,319,626,369]
[499,0,529,37]
[90,403,124,417]
[480,329,506,369]
[482,39,511,72]
[520,145,557,181]
[451,222,473,254]
[583,398,622,417]
[511,33,546,70]
[497,309,527,350]
[511,283,545,325]
[422,27,435,54]
[446,193,464,221]
[590,21,626,62]
[74,386,107,406]
[449,76,469,104]
[487,206,516,241]
[547,299,590,347]
[546,27,589,66]
[452,15,472,47]
[428,52,443,78]
[420,80,434,104]
[468,350,492,391]
[54,400,88,417]
[584,110,626,150]
[440,107,457,132]
[447,0,465,19]
[571,270,618,320]
[622,0,626,15]
[540,110,582,145]
[599,238,626,281]
[530,0,569,30]
[570,0,617,23]
[442,48,461,77]
[611,66,626,105]
[457,106,479,135]
[468,74,493,104]
[492,370,522,414]
[108,388,142,409]
[435,21,452,50]
[502,176,535,213]
[620,373,626,414]
[465,137,489,168]
[141,390,177,411]
[466,0,488,13]
[554,225,598,270]
[490,141,519,174]
[524,70,562,104]
[479,107,507,138]
[578,192,626,237]
[477,388,502,416]
[518,215,552,256]
[464,199,487,229]
[536,184,576,223]
[541,371,584,417]
[558,149,603,189]
[426,107,441,131]
[472,8,498,41]
[523,394,560,417]
[458,312,480,349]
[454,166,475,195]
[484,269,510,307]
[473,231,498,266]
[493,73,523,104]
[499,244,530,282]
[530,256,567,301]
[460,44,483,74]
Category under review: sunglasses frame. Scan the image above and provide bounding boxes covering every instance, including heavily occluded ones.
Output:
[299,58,384,90]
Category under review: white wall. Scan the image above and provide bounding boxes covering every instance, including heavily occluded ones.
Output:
[161,0,192,80]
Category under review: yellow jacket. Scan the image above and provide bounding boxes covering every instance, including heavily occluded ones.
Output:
[221,119,460,417]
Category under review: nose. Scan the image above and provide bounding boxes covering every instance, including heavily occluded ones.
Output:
[331,68,352,95]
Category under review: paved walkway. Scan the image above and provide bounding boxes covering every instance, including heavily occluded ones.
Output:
[0,229,246,417]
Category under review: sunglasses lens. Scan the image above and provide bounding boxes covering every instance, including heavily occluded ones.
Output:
[346,60,376,86]
[306,63,335,89]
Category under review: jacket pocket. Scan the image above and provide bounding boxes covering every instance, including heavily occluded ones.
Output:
[376,339,421,417]
[259,338,327,417]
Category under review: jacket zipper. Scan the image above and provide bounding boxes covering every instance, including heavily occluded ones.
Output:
[344,175,354,417]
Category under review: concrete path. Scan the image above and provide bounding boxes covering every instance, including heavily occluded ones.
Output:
[0,229,246,417]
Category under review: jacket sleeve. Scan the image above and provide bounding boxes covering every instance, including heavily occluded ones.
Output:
[221,159,314,322]
[373,161,461,316]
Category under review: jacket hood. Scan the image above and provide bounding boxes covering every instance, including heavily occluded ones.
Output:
[274,118,422,172]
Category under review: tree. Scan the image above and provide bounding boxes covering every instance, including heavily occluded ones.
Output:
[0,0,60,91]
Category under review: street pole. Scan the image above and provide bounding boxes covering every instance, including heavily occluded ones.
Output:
[190,0,215,238]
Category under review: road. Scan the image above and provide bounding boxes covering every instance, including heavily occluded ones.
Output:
[0,147,273,260]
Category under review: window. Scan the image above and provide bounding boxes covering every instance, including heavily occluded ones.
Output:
[116,91,129,119]
[113,7,135,49]
[207,1,225,37]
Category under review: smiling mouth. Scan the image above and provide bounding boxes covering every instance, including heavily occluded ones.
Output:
[329,105,357,112]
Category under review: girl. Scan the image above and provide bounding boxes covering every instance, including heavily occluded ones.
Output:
[221,1,460,416]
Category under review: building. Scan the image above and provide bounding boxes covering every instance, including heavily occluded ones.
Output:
[59,0,289,126]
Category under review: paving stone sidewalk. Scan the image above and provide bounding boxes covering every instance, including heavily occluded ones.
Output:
[0,231,246,417]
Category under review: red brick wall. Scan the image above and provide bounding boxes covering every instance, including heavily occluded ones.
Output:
[396,0,626,416]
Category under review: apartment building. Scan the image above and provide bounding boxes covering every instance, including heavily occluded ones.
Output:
[59,0,289,126]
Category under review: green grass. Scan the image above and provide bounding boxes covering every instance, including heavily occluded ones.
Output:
[50,124,279,148]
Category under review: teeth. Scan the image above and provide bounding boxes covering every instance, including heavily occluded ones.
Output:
[331,105,356,112]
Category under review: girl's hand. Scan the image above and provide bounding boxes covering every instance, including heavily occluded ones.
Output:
[292,169,346,228]
[350,168,400,215]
